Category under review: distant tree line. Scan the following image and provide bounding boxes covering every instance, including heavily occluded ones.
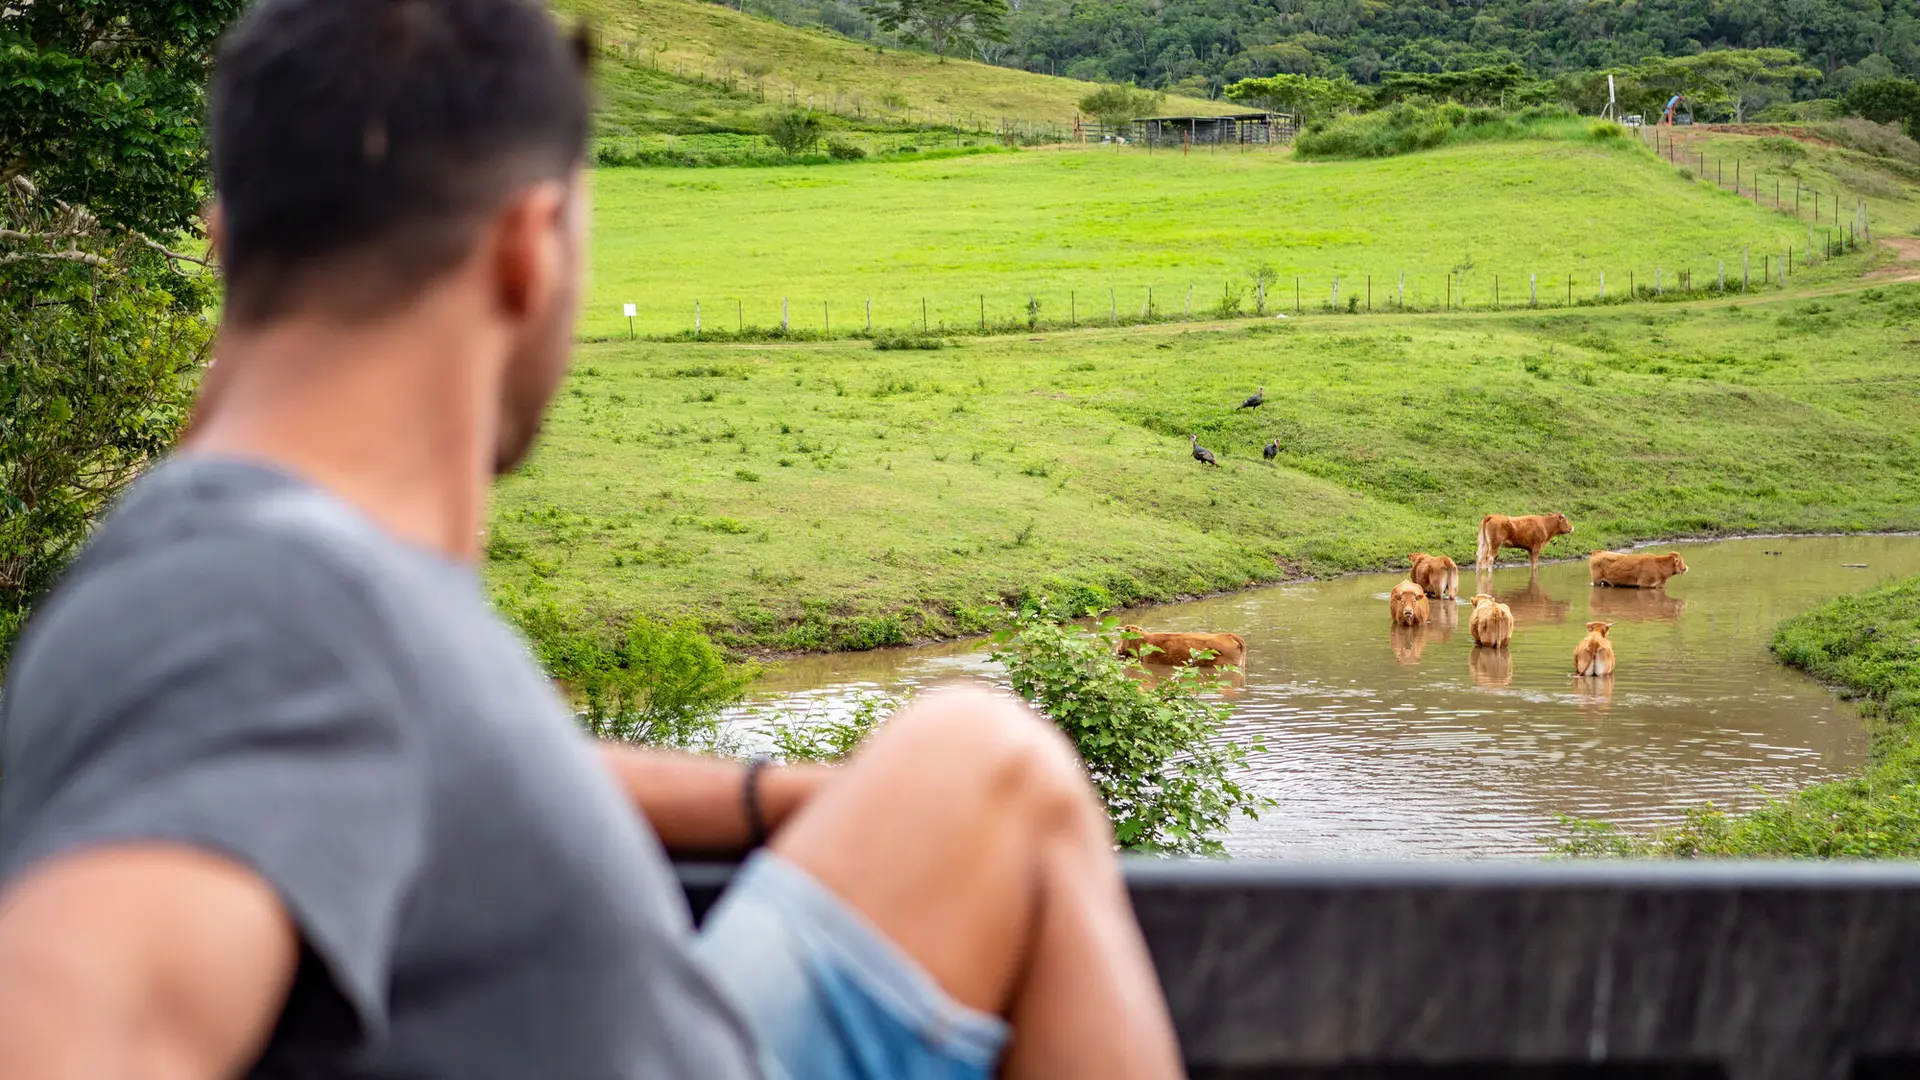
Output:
[712,0,1920,124]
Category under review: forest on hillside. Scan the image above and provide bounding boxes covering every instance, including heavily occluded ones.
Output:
[716,0,1920,104]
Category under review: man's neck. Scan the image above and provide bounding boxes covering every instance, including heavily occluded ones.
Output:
[185,304,506,563]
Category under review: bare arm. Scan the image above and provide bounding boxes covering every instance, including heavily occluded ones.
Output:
[596,744,833,853]
[0,845,297,1080]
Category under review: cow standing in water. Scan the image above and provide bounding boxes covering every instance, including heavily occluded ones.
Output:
[1590,550,1689,588]
[1117,626,1246,667]
[1468,594,1515,648]
[1574,621,1617,676]
[1389,581,1431,627]
[1407,552,1459,599]
[1476,513,1574,570]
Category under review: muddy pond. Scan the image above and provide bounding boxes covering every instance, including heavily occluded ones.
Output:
[723,535,1920,858]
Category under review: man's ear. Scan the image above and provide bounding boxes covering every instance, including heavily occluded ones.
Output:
[488,181,570,322]
[207,203,228,266]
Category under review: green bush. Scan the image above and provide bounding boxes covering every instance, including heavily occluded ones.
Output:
[990,612,1268,854]
[1552,577,1920,858]
[509,603,759,747]
[825,139,867,160]
[762,108,825,157]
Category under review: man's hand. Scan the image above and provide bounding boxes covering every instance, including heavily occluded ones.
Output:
[0,844,297,1080]
[596,744,834,854]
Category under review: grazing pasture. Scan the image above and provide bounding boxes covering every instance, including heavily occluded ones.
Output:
[487,283,1920,651]
[581,138,1836,338]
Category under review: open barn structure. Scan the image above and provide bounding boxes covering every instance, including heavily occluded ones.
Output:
[1133,112,1296,147]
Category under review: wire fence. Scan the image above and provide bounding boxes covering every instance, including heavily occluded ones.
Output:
[1638,125,1874,240]
[594,233,1870,343]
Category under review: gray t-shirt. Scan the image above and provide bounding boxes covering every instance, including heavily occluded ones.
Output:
[0,458,760,1079]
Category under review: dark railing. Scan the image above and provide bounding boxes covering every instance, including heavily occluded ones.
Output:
[679,859,1920,1080]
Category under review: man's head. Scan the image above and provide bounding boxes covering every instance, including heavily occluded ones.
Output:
[209,0,591,471]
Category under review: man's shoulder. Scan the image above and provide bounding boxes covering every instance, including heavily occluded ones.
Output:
[4,459,425,734]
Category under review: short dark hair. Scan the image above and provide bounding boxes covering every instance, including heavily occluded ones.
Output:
[210,0,591,324]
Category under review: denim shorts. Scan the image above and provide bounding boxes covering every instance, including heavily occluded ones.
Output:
[693,850,1010,1080]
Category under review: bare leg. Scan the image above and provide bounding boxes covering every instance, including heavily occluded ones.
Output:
[772,684,1184,1080]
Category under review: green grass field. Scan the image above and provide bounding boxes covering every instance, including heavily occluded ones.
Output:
[488,281,1920,651]
[552,0,1222,133]
[582,136,1844,339]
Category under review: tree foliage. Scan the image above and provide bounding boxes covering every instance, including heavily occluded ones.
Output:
[1843,76,1920,138]
[1223,73,1366,121]
[1076,82,1164,126]
[1656,48,1820,122]
[2,4,239,664]
[861,0,1008,59]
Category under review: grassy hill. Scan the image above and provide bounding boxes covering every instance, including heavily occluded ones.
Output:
[580,133,1841,338]
[488,282,1920,651]
[552,0,1226,138]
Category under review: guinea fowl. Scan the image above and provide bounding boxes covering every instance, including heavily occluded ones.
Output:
[1262,438,1279,461]
[1238,386,1265,409]
[1189,434,1219,467]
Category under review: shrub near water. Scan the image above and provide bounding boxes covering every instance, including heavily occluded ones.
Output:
[1555,577,1920,857]
[510,602,758,748]
[990,612,1268,854]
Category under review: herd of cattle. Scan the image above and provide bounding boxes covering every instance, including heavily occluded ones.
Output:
[1115,512,1692,682]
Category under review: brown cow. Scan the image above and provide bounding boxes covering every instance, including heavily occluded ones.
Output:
[1590,550,1689,588]
[1389,580,1430,627]
[1574,621,1616,676]
[1408,552,1459,599]
[1468,593,1514,648]
[1116,625,1246,667]
[1476,512,1574,570]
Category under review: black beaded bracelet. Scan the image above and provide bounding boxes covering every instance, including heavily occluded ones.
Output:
[742,754,772,850]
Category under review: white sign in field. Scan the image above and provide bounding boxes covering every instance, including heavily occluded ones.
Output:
[623,303,637,318]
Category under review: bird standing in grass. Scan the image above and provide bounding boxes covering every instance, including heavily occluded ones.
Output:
[1189,434,1219,467]
[1238,386,1265,409]
[1263,438,1279,461]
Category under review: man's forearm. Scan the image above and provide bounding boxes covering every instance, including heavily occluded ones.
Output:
[596,745,831,853]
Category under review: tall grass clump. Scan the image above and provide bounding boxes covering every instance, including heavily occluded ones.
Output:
[1812,117,1920,167]
[990,611,1269,854]
[1296,101,1597,160]
[1553,577,1920,857]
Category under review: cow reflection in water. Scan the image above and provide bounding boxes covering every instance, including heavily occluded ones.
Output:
[1589,586,1688,622]
[1572,673,1615,711]
[1390,623,1428,664]
[1468,645,1513,687]
[1473,569,1571,625]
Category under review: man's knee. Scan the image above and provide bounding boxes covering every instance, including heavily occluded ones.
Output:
[868,684,1103,831]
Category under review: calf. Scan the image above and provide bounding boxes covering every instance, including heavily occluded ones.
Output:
[1574,621,1616,676]
[1476,513,1574,570]
[1468,593,1514,648]
[1117,626,1246,668]
[1389,581,1430,627]
[1408,552,1459,599]
[1590,550,1689,588]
